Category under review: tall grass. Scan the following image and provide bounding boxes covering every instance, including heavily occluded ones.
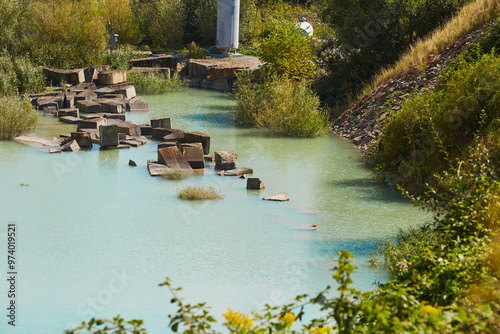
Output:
[127,72,187,95]
[0,96,38,140]
[363,0,500,95]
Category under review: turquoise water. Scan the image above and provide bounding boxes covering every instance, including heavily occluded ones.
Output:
[0,89,430,334]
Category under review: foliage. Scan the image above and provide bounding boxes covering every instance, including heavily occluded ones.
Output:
[0,96,38,140]
[258,23,316,80]
[0,0,30,56]
[371,52,500,192]
[127,71,187,95]
[234,73,329,137]
[0,56,45,96]
[25,0,108,68]
[317,0,470,111]
[63,316,147,334]
[133,0,186,50]
[185,42,209,59]
[101,0,143,46]
[177,185,224,200]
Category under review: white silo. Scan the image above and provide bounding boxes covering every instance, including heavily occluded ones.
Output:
[216,0,240,53]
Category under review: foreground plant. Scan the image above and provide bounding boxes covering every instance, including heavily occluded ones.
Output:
[163,168,189,180]
[0,96,38,140]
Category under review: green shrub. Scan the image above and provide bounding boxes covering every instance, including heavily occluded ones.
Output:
[234,73,329,137]
[0,57,45,96]
[0,96,38,140]
[177,185,223,200]
[127,71,187,95]
[258,23,316,81]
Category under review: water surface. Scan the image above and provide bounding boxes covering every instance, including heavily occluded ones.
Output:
[0,89,429,334]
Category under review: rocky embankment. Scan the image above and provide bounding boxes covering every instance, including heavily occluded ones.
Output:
[332,29,483,150]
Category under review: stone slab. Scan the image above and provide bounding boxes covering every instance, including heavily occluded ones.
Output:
[183,131,210,154]
[76,100,102,113]
[151,117,171,129]
[214,150,236,170]
[263,192,290,202]
[147,159,171,176]
[180,143,205,169]
[99,125,119,147]
[58,108,79,118]
[128,102,149,112]
[77,118,107,131]
[222,167,253,176]
[98,70,126,85]
[247,178,265,189]
[59,116,82,124]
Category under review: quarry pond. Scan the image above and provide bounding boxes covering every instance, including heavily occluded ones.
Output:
[0,88,429,334]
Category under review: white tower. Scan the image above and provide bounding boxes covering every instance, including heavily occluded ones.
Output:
[216,0,240,53]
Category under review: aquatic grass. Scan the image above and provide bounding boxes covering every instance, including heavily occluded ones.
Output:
[0,96,38,140]
[177,185,224,200]
[127,71,187,95]
[362,0,500,96]
[162,168,188,180]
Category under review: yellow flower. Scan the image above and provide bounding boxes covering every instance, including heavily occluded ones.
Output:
[223,308,254,331]
[309,326,334,334]
[280,312,296,327]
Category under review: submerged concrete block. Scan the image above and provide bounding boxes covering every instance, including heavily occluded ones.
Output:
[180,143,205,169]
[247,178,265,189]
[157,146,193,172]
[99,125,119,147]
[214,150,236,170]
[98,70,127,85]
[151,117,171,129]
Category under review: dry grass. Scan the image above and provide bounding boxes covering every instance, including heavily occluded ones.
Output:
[362,0,500,96]
[177,185,224,200]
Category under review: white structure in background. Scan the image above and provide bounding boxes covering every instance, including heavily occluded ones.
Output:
[216,0,240,53]
[295,17,313,38]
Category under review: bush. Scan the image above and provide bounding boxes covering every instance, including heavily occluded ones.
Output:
[234,73,329,137]
[101,0,143,46]
[127,71,187,95]
[177,185,223,200]
[0,96,38,140]
[258,23,316,81]
[0,57,45,96]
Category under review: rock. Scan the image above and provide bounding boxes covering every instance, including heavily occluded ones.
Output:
[129,66,171,79]
[151,117,172,129]
[183,131,210,154]
[127,102,149,112]
[43,105,58,116]
[14,134,62,148]
[204,154,214,162]
[136,136,148,145]
[139,125,152,136]
[115,85,136,99]
[59,116,82,124]
[76,100,102,113]
[70,132,93,148]
[94,98,123,114]
[263,192,290,202]
[116,122,141,136]
[43,68,85,85]
[158,142,179,149]
[147,159,171,176]
[152,127,181,139]
[247,178,265,189]
[99,144,131,150]
[74,90,97,102]
[103,113,126,121]
[61,139,80,152]
[120,139,145,147]
[49,147,62,154]
[223,167,253,176]
[214,150,236,170]
[99,124,119,147]
[157,146,194,172]
[98,70,126,85]
[63,92,77,108]
[78,118,106,131]
[163,131,185,142]
[130,55,178,70]
[94,87,115,97]
[129,159,137,167]
[58,108,79,118]
[180,143,205,169]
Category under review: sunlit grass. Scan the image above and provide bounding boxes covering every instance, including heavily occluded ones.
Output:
[177,185,224,200]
